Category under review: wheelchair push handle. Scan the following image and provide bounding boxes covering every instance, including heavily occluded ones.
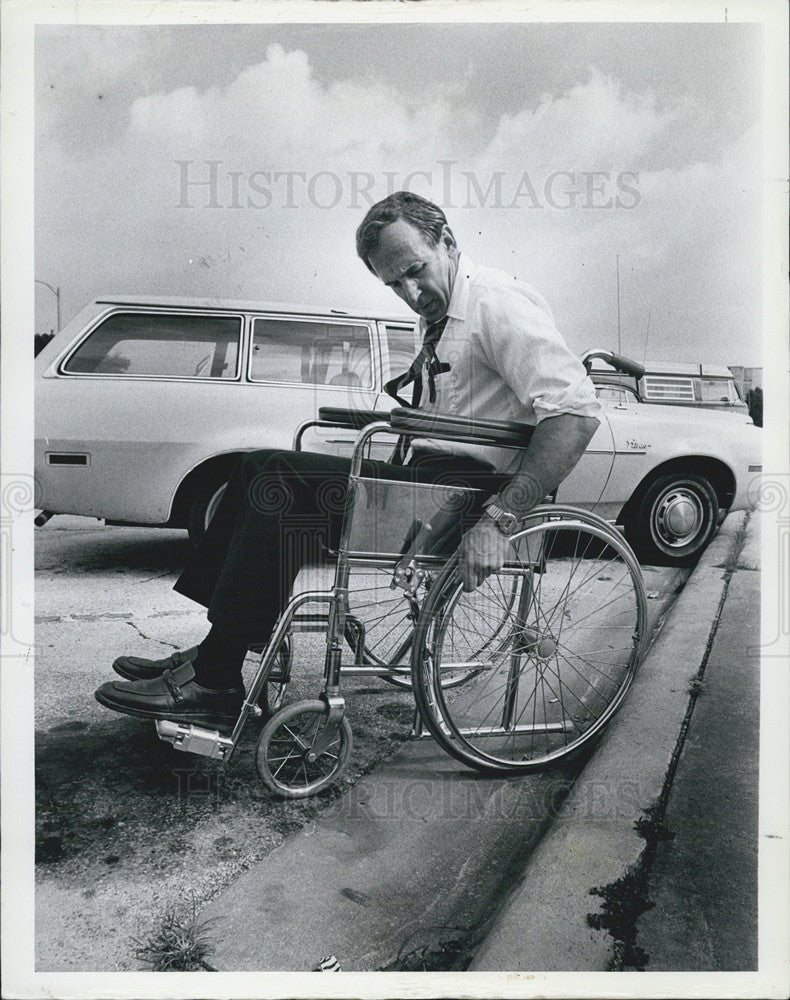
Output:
[388,407,535,448]
[581,348,645,379]
[316,407,393,429]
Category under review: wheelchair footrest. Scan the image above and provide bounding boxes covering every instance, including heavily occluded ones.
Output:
[155,720,235,760]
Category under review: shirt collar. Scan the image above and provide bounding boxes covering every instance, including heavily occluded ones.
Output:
[445,252,475,323]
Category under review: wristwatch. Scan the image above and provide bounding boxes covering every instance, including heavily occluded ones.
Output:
[484,497,522,535]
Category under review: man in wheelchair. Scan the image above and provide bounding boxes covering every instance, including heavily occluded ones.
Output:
[95,191,602,730]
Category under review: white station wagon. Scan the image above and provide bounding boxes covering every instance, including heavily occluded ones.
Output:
[35,296,761,566]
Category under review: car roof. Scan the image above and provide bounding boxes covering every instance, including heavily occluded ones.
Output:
[93,295,414,325]
[591,360,735,379]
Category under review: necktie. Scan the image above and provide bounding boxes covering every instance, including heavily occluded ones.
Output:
[385,316,450,408]
[385,316,451,463]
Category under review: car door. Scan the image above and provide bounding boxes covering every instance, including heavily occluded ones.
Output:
[35,307,250,523]
[249,312,386,459]
[36,307,386,525]
[554,387,617,517]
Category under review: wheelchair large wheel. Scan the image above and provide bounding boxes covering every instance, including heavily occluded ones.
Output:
[345,562,518,691]
[250,634,293,719]
[256,699,353,798]
[411,507,648,773]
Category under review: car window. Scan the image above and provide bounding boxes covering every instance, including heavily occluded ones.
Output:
[595,385,632,405]
[63,312,241,378]
[250,318,373,387]
[641,375,696,402]
[383,323,419,378]
[699,378,738,404]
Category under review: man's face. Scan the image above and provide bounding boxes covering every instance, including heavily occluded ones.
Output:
[368,218,457,324]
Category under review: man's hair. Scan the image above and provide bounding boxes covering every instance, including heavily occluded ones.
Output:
[356,191,451,272]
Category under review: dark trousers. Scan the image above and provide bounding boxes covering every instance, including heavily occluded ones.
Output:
[174,448,505,640]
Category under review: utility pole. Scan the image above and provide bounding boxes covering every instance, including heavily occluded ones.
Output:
[35,279,61,331]
[616,254,621,354]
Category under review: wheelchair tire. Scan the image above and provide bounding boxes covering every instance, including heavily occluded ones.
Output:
[411,506,648,773]
[255,699,353,799]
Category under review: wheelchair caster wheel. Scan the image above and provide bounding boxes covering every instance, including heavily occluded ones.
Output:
[255,699,353,799]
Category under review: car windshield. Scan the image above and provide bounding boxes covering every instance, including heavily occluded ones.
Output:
[698,378,739,404]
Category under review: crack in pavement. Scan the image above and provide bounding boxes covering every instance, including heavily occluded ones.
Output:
[125,619,181,650]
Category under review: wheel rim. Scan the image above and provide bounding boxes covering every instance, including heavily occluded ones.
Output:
[256,701,352,797]
[651,483,709,550]
[413,512,647,771]
[255,635,292,716]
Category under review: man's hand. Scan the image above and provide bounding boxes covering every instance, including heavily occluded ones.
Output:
[458,514,513,592]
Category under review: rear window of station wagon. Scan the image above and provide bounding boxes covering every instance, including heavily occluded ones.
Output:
[62,312,243,379]
[640,374,742,406]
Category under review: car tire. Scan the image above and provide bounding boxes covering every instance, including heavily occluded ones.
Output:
[187,477,229,547]
[626,472,720,566]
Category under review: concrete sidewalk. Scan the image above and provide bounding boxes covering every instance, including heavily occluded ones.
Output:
[471,510,762,973]
[198,512,771,978]
[200,557,685,973]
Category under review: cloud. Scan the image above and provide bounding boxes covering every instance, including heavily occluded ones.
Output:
[36,48,763,364]
[479,67,674,174]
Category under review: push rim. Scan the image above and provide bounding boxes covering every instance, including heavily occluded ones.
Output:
[412,509,647,772]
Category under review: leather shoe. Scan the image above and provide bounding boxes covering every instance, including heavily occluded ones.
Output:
[95,662,243,728]
[112,646,199,682]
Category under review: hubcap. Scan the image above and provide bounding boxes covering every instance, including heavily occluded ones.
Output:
[655,489,703,547]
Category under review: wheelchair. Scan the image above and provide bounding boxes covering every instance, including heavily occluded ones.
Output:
[155,349,648,798]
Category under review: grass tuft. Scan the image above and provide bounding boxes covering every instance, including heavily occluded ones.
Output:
[688,675,706,697]
[134,898,219,971]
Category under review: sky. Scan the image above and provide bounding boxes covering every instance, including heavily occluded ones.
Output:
[35,20,766,366]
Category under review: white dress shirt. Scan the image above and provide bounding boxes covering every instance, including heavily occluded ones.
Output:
[411,253,602,473]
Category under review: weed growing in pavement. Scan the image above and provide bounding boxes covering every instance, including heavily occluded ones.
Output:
[633,804,675,846]
[688,675,706,697]
[587,804,675,970]
[134,897,220,971]
[380,925,473,971]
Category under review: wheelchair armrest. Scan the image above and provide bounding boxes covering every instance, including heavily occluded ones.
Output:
[317,407,393,429]
[389,407,535,449]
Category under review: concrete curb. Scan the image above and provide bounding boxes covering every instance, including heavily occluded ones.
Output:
[470,512,748,971]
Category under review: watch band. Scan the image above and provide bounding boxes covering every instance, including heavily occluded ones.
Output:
[484,499,521,535]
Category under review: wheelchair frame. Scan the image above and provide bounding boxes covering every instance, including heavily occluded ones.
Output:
[155,349,649,798]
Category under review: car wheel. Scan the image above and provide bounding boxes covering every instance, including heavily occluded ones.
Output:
[626,472,719,566]
[187,478,228,547]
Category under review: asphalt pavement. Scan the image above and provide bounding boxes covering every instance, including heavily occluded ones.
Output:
[33,516,684,974]
[32,509,780,994]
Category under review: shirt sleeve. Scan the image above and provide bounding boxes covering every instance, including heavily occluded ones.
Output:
[475,280,602,423]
